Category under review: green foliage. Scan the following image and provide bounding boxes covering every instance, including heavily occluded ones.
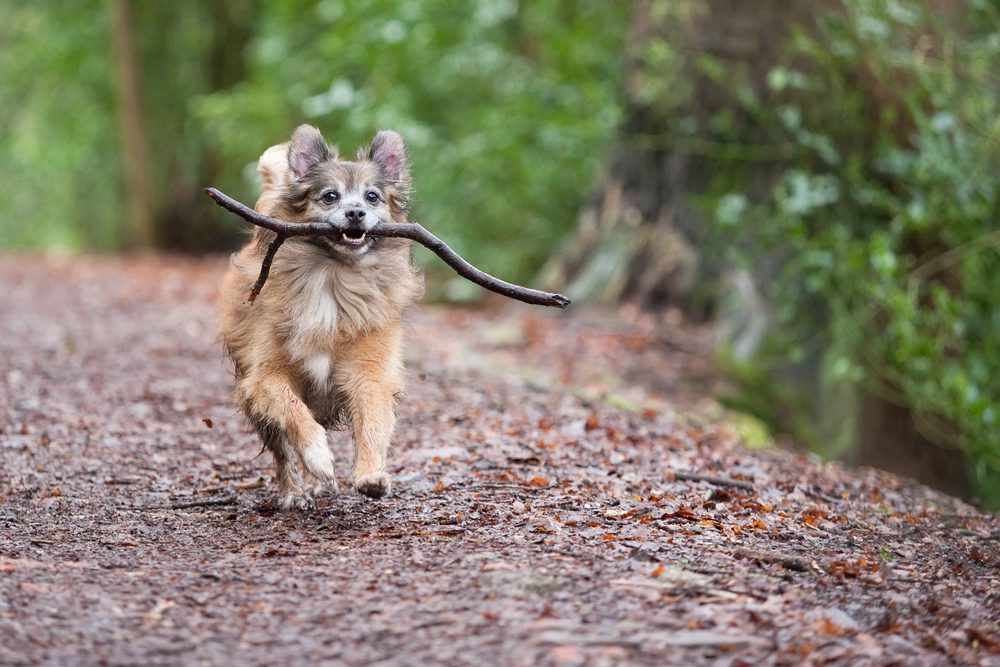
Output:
[0,1,121,250]
[193,0,626,285]
[0,1,261,251]
[710,1,1000,507]
[0,1,626,278]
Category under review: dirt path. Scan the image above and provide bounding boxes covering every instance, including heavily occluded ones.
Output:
[1,254,997,666]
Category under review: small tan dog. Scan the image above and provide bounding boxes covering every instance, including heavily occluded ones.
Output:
[218,125,422,509]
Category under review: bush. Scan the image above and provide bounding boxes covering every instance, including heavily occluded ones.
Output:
[711,0,1000,507]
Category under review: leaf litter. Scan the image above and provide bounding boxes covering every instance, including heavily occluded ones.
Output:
[0,254,996,665]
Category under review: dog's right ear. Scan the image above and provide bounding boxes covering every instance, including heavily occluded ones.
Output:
[288,124,335,178]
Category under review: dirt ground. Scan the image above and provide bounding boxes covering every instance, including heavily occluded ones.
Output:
[1,254,997,666]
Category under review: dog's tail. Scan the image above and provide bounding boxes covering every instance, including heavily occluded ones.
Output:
[254,142,291,216]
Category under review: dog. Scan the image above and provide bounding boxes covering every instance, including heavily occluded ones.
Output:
[218,125,422,509]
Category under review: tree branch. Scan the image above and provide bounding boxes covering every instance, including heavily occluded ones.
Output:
[205,187,571,309]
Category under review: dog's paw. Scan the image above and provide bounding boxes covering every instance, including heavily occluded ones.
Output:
[354,472,391,500]
[278,492,316,511]
[301,430,336,483]
[305,477,339,498]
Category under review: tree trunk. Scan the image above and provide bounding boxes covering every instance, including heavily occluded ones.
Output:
[108,0,155,249]
[108,1,257,252]
[154,0,258,252]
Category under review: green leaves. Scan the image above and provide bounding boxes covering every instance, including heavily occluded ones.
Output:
[193,0,627,282]
[700,1,1000,506]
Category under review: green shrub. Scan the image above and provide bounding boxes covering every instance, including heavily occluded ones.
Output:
[713,0,1000,507]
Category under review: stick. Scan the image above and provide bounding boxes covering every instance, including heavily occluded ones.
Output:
[673,471,756,491]
[249,234,285,303]
[168,497,238,510]
[205,187,571,309]
[732,547,811,572]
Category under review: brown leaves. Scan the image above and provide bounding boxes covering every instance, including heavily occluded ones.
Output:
[5,257,999,666]
[801,507,827,526]
[826,557,880,578]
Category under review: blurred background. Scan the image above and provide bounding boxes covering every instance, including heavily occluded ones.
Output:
[1,0,997,508]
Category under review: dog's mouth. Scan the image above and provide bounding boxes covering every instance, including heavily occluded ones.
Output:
[338,228,368,247]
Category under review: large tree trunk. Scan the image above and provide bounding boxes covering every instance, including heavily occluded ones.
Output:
[108,0,155,249]
[109,1,257,252]
[542,0,818,313]
[153,0,257,252]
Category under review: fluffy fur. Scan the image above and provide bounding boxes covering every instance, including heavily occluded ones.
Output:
[218,125,422,509]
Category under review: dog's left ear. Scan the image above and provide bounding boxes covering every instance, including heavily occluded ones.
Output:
[363,130,410,190]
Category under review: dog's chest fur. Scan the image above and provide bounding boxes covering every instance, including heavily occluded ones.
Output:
[286,264,340,389]
[232,238,419,390]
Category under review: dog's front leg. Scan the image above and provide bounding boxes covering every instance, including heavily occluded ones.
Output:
[236,366,336,506]
[334,325,404,499]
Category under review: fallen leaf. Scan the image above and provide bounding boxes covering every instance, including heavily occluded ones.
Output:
[801,508,827,526]
[20,582,48,593]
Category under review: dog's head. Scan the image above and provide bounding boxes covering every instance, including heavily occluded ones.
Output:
[274,124,411,260]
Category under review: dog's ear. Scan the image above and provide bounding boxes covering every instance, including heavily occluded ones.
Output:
[288,124,335,178]
[363,130,410,190]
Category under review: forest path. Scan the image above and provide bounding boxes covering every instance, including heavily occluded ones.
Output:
[1,255,996,666]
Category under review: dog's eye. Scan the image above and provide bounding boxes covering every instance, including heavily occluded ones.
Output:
[365,191,380,204]
[321,191,339,204]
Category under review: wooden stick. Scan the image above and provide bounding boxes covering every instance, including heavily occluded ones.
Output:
[205,187,571,309]
[248,234,285,303]
[673,471,756,491]
[169,497,238,510]
[732,547,811,572]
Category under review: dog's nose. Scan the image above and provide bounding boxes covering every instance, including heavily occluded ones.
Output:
[345,209,366,224]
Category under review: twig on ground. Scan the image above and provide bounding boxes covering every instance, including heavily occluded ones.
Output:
[197,478,267,494]
[733,547,812,572]
[804,486,841,504]
[205,187,571,309]
[673,471,756,492]
[363,527,467,539]
[169,497,238,510]
[463,483,547,493]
